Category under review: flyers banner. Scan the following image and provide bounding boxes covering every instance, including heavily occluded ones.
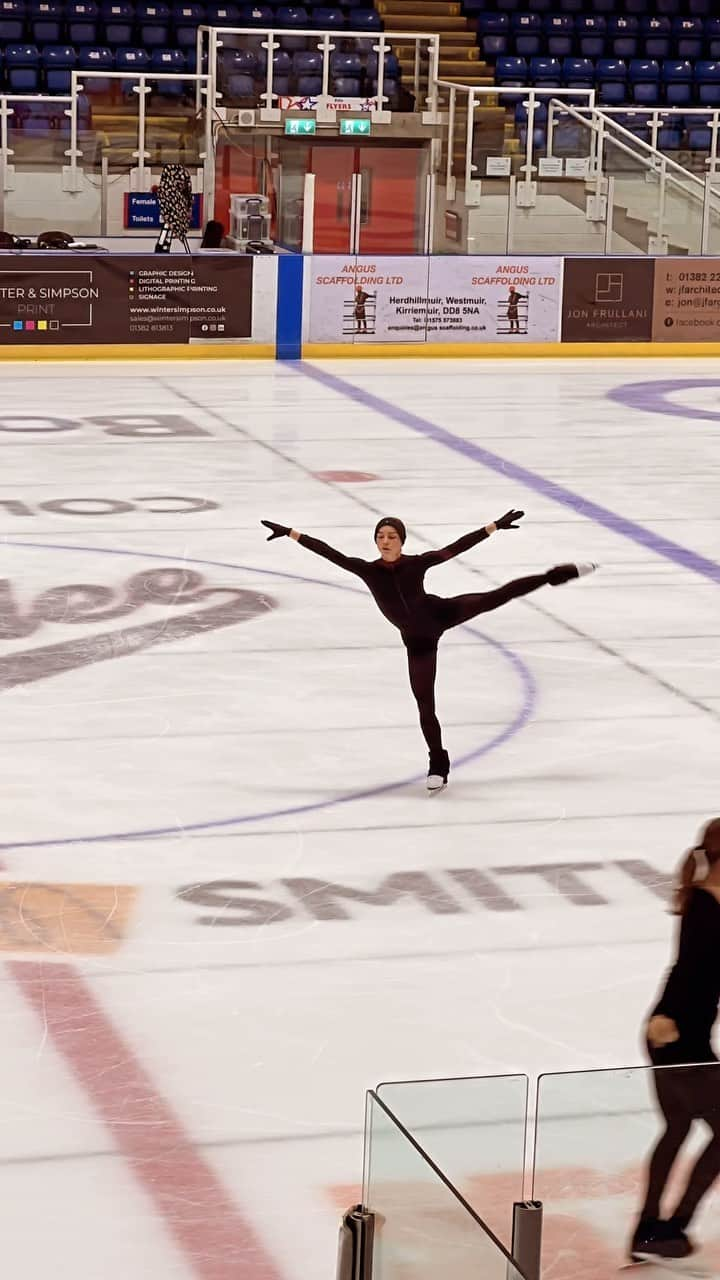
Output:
[562,257,654,341]
[652,259,720,341]
[0,253,254,345]
[307,256,562,344]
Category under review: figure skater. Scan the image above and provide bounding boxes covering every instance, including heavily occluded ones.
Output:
[261,512,596,791]
[631,818,720,1264]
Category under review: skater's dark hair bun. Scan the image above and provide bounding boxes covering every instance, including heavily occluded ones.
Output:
[673,817,720,915]
[374,517,406,544]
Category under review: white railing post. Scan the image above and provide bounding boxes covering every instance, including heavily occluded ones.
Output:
[446,84,456,199]
[702,171,712,253]
[649,154,668,253]
[0,97,14,206]
[546,98,555,157]
[374,33,391,123]
[208,26,218,113]
[464,87,475,191]
[604,173,615,252]
[195,25,205,112]
[131,75,152,190]
[709,110,720,177]
[425,35,440,120]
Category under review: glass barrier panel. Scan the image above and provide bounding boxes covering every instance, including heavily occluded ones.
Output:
[603,131,704,255]
[364,1091,528,1280]
[533,1063,720,1280]
[376,1075,528,1248]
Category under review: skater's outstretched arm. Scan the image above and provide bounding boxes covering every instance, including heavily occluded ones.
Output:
[261,520,367,577]
[419,508,525,568]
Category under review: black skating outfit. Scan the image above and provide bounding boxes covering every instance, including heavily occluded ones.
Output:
[297,528,550,776]
[635,887,720,1256]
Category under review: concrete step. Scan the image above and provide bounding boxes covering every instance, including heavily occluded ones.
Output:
[380,0,461,12]
[382,13,469,28]
[398,44,479,61]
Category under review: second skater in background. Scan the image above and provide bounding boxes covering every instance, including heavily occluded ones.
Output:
[631,818,720,1265]
[262,512,596,792]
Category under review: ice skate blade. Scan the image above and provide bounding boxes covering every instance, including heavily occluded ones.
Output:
[426,775,447,794]
[622,1258,715,1278]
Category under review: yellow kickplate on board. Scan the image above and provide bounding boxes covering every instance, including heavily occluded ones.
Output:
[0,883,136,955]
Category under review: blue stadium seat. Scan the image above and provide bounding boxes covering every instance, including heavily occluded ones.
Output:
[530,54,561,85]
[218,45,254,96]
[545,14,573,57]
[658,123,683,147]
[563,55,594,86]
[137,0,169,44]
[0,2,25,43]
[515,99,547,122]
[68,1,101,43]
[293,47,320,94]
[625,0,645,14]
[662,57,693,104]
[115,43,150,83]
[151,46,186,93]
[695,59,720,105]
[512,12,542,57]
[78,44,113,91]
[629,57,660,104]
[689,0,710,12]
[559,0,582,12]
[330,47,361,94]
[256,46,291,94]
[6,43,41,90]
[519,125,547,148]
[43,43,77,91]
[276,6,309,51]
[206,1,239,19]
[657,0,680,14]
[366,48,399,79]
[673,17,703,58]
[349,7,379,28]
[590,0,613,12]
[608,16,638,59]
[478,12,508,60]
[641,17,671,59]
[597,56,627,104]
[495,54,527,87]
[31,2,62,44]
[308,5,343,28]
[173,3,204,47]
[576,15,606,58]
[706,17,720,59]
[102,2,134,44]
[496,0,520,12]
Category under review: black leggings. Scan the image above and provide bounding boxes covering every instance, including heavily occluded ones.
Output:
[641,1059,720,1226]
[404,572,549,766]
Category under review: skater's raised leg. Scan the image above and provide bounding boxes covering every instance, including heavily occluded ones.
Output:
[439,564,597,630]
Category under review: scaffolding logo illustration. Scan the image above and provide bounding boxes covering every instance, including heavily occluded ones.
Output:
[594,272,624,305]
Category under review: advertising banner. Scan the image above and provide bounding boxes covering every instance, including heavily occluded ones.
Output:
[425,257,563,343]
[651,259,720,341]
[308,256,430,344]
[307,256,562,344]
[562,257,654,341]
[0,254,254,344]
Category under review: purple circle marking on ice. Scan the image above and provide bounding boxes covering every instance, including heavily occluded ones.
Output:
[609,378,720,422]
[0,539,537,850]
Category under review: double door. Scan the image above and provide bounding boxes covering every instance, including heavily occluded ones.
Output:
[278,141,430,254]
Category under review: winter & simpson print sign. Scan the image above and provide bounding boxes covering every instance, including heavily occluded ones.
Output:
[307,256,563,344]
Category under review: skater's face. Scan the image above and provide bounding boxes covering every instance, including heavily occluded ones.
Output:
[375,525,403,562]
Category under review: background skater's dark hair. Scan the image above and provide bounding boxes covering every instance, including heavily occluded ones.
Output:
[674,817,720,915]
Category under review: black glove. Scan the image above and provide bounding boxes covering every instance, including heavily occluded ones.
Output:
[495,509,525,531]
[261,520,291,541]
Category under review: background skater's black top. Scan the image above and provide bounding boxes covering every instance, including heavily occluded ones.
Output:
[298,527,490,636]
[651,887,720,1065]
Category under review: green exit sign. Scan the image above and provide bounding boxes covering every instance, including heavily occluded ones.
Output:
[339,117,372,136]
[284,118,316,135]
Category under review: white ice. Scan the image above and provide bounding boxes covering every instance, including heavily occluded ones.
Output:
[1,357,720,1279]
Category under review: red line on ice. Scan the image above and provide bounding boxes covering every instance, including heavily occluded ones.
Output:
[9,960,282,1280]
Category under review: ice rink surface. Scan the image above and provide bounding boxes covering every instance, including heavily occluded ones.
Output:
[2,356,720,1278]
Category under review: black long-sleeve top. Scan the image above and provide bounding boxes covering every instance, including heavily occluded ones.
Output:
[297,527,490,635]
[650,887,720,1064]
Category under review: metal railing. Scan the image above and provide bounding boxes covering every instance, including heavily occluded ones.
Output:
[197,25,440,123]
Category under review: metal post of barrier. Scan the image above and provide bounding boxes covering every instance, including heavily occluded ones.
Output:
[604,173,615,251]
[702,171,712,253]
[546,99,555,157]
[446,83,456,199]
[709,110,720,177]
[464,88,476,197]
[507,172,516,250]
[516,89,537,207]
[374,33,391,123]
[648,154,668,253]
[195,27,205,112]
[0,98,14,208]
[62,88,82,191]
[413,39,420,111]
[131,75,152,189]
[510,1202,542,1280]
